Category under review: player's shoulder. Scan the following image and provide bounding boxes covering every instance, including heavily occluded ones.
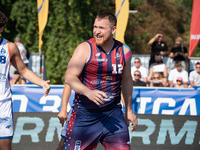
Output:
[115,39,131,54]
[9,41,18,51]
[8,41,20,56]
[122,43,131,54]
[75,41,90,52]
[73,41,91,62]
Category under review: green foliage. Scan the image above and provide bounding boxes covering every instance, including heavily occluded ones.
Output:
[126,0,193,54]
[1,0,199,84]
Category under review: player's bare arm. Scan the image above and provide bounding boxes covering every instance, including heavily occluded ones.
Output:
[121,46,138,132]
[65,42,107,106]
[57,84,71,126]
[10,42,50,96]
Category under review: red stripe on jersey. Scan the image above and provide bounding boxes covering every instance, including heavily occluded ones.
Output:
[101,51,107,91]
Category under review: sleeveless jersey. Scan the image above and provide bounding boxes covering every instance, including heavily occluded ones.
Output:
[0,38,12,101]
[74,38,129,112]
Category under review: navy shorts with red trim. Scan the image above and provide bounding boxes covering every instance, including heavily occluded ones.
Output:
[63,107,130,150]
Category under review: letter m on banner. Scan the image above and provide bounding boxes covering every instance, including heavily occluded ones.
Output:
[188,0,200,58]
[37,0,49,51]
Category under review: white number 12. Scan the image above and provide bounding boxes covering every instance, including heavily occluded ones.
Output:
[112,64,123,74]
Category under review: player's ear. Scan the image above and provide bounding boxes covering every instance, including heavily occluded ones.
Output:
[112,26,116,35]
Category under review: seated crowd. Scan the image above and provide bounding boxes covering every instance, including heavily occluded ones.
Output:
[131,33,199,88]
[131,57,200,88]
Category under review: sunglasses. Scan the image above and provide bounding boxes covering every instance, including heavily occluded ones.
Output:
[196,67,200,69]
[177,80,182,82]
[134,61,140,63]
[153,77,160,79]
[134,74,140,77]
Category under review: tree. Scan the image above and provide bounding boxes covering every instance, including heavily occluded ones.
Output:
[6,0,115,84]
[126,0,193,55]
[1,0,197,84]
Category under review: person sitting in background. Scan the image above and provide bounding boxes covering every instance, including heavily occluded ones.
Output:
[148,53,168,87]
[131,58,147,82]
[149,72,163,87]
[14,37,29,66]
[14,37,29,84]
[170,37,188,70]
[173,77,186,88]
[13,70,26,84]
[148,33,169,67]
[189,62,200,87]
[133,70,147,86]
[168,61,188,87]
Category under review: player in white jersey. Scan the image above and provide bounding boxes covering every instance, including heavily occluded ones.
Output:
[0,11,51,150]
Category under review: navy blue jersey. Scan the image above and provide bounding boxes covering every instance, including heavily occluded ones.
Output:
[74,38,129,112]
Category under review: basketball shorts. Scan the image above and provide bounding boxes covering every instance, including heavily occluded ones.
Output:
[63,107,130,150]
[0,99,13,139]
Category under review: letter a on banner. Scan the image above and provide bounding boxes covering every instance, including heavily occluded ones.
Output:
[115,0,129,44]
[188,0,200,58]
[37,0,49,51]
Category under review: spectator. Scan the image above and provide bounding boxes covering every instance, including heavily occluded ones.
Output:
[173,77,186,88]
[14,37,29,84]
[148,53,168,87]
[168,61,188,87]
[148,33,169,67]
[149,72,163,87]
[131,58,148,82]
[14,37,29,66]
[189,62,200,87]
[13,70,26,84]
[133,70,147,86]
[170,37,188,70]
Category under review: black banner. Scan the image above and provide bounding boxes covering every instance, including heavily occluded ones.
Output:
[12,113,200,150]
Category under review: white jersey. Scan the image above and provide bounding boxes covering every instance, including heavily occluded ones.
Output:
[0,38,12,101]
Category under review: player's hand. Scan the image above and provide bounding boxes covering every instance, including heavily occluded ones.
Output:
[86,90,107,106]
[43,80,51,96]
[125,110,138,132]
[57,111,68,126]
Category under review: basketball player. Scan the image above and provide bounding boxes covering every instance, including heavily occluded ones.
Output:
[64,12,137,150]
[56,84,72,150]
[0,11,50,150]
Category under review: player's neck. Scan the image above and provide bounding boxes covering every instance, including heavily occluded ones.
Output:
[101,38,115,54]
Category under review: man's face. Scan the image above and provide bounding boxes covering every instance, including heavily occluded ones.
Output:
[158,35,163,42]
[176,65,182,72]
[134,59,140,68]
[196,64,200,73]
[93,18,115,46]
[134,71,141,81]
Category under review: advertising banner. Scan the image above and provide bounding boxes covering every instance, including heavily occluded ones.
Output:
[12,113,200,150]
[12,85,74,112]
[11,86,200,149]
[131,88,200,116]
[12,86,200,116]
